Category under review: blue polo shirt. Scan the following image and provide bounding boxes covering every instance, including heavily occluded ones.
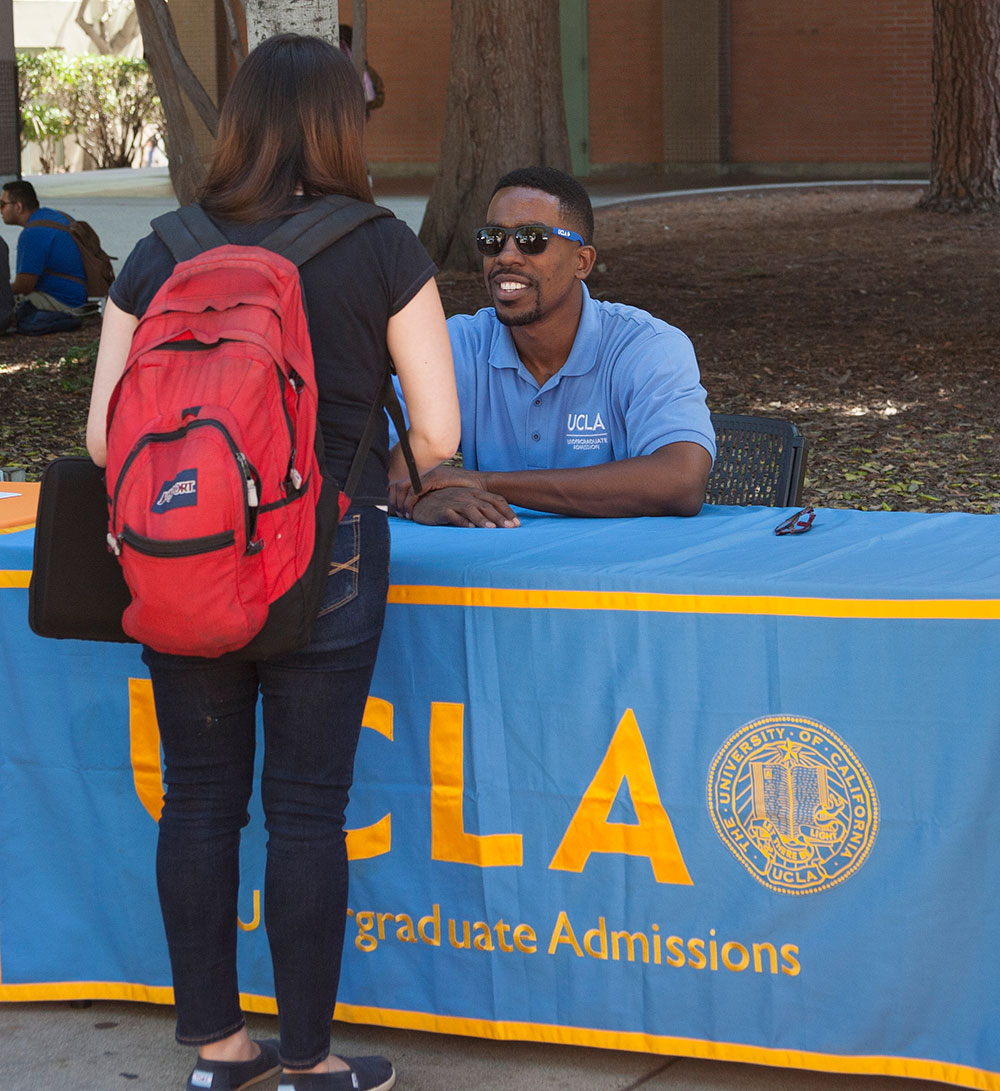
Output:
[17,208,87,306]
[446,283,714,471]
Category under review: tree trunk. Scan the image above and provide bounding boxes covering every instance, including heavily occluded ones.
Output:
[419,0,572,271]
[243,0,339,50]
[133,0,217,204]
[921,0,1000,211]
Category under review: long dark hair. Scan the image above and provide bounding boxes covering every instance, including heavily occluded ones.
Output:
[200,33,372,221]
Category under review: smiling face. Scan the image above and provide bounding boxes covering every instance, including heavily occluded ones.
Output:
[482,187,595,329]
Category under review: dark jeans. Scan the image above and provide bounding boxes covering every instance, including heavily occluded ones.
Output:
[143,506,389,1069]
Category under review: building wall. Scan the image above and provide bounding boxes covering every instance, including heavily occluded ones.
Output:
[13,0,934,178]
[662,0,726,167]
[13,0,128,56]
[13,0,144,173]
[363,0,931,175]
[587,0,664,168]
[364,0,670,173]
[729,0,931,165]
[363,0,451,172]
[169,0,223,165]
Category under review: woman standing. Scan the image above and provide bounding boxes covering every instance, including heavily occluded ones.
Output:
[86,33,459,1091]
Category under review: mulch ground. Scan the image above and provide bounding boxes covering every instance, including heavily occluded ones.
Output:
[2,184,997,512]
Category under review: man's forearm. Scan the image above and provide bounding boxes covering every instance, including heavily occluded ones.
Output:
[11,273,37,295]
[481,443,712,518]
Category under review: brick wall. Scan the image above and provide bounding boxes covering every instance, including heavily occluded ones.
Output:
[588,0,664,167]
[363,0,451,171]
[729,0,931,164]
[170,0,221,162]
[185,1,932,176]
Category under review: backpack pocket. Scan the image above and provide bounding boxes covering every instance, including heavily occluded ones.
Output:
[109,411,267,656]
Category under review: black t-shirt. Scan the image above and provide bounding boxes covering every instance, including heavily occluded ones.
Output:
[110,201,436,503]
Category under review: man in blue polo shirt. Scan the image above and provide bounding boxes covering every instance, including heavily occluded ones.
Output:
[392,166,714,526]
[2,180,87,329]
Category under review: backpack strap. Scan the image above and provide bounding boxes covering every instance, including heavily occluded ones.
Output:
[341,366,422,504]
[383,368,423,496]
[27,216,86,287]
[151,204,230,262]
[150,196,391,266]
[258,195,419,498]
[259,194,393,266]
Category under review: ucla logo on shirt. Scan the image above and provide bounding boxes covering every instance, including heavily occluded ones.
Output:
[707,715,878,895]
[152,468,198,513]
[565,410,609,453]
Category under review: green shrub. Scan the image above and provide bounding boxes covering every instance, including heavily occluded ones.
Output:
[17,50,164,170]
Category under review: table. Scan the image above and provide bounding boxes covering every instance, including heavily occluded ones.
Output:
[2,505,1000,1090]
[0,482,40,532]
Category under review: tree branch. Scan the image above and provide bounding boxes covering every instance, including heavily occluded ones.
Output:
[352,0,367,79]
[110,8,140,54]
[134,0,219,139]
[220,0,247,65]
[75,0,112,55]
[132,0,209,202]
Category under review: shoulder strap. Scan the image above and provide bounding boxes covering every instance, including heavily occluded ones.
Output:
[341,366,422,505]
[259,194,393,266]
[27,218,71,234]
[149,196,392,266]
[151,204,229,262]
[25,217,86,287]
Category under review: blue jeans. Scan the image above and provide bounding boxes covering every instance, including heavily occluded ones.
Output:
[143,506,389,1069]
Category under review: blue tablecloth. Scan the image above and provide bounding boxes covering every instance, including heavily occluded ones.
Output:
[2,506,999,1089]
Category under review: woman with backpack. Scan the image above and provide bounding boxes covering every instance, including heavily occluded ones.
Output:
[85,33,460,1091]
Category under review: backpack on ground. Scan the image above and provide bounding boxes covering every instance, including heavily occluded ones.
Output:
[103,194,420,659]
[29,214,116,298]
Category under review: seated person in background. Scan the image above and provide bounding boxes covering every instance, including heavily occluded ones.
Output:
[2,180,87,331]
[391,165,715,527]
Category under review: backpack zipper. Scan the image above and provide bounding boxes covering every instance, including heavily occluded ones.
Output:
[118,525,235,557]
[111,419,261,555]
[274,361,299,492]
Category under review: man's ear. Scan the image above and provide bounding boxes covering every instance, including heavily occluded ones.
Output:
[575,244,597,280]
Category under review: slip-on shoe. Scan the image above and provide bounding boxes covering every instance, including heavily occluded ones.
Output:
[186,1038,281,1091]
[277,1054,395,1091]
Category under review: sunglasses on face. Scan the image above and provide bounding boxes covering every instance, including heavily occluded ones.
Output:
[475,223,586,257]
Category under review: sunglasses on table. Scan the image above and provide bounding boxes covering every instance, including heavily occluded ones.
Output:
[475,223,586,256]
[774,507,815,536]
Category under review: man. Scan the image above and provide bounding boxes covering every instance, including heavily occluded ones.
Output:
[1,180,87,328]
[392,166,715,527]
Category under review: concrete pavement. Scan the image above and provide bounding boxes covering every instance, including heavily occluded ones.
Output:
[0,998,952,1091]
[0,166,927,287]
[0,165,947,1091]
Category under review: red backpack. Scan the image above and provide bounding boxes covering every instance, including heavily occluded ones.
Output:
[103,196,418,659]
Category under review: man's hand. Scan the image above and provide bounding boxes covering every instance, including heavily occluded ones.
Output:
[390,464,489,519]
[410,486,521,528]
[10,272,38,296]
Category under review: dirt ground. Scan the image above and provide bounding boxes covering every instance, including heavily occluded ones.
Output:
[2,184,997,512]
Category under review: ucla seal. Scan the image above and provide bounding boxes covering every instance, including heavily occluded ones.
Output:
[708,716,878,895]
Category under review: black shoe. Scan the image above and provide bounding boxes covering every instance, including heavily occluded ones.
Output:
[186,1038,281,1091]
[277,1055,395,1091]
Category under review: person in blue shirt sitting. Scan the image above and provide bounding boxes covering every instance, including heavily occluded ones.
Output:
[2,180,87,332]
[391,166,715,527]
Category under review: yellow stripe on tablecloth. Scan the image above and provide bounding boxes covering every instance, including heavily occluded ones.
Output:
[387,584,1000,621]
[4,574,999,620]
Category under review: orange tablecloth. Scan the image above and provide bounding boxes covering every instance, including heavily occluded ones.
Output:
[0,482,40,532]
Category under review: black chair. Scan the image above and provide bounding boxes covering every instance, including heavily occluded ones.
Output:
[705,414,808,507]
